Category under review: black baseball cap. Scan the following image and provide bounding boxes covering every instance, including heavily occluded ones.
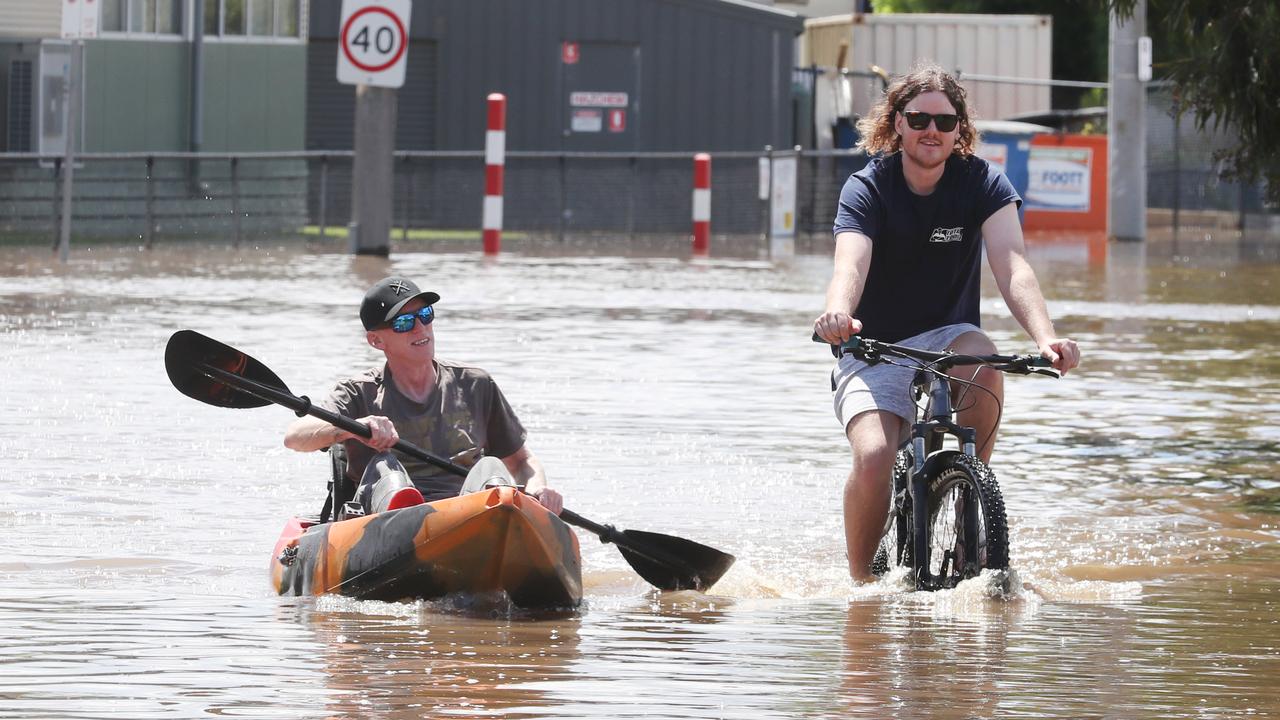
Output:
[360,277,441,331]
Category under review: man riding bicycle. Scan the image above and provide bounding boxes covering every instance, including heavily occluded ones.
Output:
[812,62,1081,583]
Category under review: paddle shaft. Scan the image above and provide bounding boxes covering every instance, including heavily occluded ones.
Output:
[198,363,469,476]
[197,362,674,555]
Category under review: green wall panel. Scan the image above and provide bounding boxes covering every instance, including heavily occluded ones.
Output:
[203,43,306,152]
[85,40,188,152]
[82,39,304,153]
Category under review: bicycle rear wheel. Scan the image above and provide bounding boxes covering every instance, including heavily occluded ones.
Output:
[870,448,913,577]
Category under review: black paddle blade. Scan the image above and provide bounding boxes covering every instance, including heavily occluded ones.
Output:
[615,529,736,592]
[165,330,290,409]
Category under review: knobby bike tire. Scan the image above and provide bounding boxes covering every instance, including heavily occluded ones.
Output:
[870,448,913,577]
[872,450,1009,589]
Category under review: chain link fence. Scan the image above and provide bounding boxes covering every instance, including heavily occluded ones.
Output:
[1145,85,1273,232]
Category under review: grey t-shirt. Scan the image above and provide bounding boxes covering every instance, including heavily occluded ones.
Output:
[322,359,527,501]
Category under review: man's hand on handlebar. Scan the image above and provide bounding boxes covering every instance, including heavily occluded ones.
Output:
[813,312,863,345]
[1037,338,1081,376]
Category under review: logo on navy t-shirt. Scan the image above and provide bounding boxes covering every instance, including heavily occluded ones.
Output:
[929,226,964,243]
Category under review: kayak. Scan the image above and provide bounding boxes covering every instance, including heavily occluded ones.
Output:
[269,485,583,608]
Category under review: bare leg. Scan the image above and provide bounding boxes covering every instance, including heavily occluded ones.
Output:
[844,410,906,581]
[947,331,1004,462]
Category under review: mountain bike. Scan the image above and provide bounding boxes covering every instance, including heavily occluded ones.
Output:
[818,334,1060,590]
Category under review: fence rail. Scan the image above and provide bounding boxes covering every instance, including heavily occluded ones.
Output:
[0,137,1272,248]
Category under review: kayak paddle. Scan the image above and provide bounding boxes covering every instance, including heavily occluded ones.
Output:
[164,329,735,592]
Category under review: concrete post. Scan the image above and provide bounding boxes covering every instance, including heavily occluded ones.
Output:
[349,85,397,255]
[1108,0,1146,242]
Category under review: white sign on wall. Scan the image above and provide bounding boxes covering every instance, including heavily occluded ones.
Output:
[336,0,412,88]
[61,0,100,39]
[571,109,602,133]
[770,155,797,239]
[976,142,1008,175]
[1026,146,1092,212]
[569,92,628,108]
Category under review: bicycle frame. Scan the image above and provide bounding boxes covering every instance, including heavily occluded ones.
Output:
[818,333,1058,589]
[907,368,980,588]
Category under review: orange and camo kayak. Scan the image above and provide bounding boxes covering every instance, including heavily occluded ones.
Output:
[269,485,582,608]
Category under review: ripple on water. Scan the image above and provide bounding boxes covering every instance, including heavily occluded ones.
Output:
[2,243,1279,718]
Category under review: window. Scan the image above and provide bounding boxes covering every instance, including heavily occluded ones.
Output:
[224,0,245,35]
[203,0,304,39]
[100,0,182,35]
[276,0,299,37]
[249,0,272,35]
[204,0,219,35]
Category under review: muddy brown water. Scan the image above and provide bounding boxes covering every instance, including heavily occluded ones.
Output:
[1,234,1277,718]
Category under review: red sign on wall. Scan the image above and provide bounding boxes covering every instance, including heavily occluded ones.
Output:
[561,42,579,64]
[608,109,626,133]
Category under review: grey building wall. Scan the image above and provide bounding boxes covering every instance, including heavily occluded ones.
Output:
[306,0,803,152]
[306,0,802,235]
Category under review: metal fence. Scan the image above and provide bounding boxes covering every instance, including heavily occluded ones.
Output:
[1145,85,1272,228]
[0,152,310,245]
[0,136,1272,248]
[0,149,858,246]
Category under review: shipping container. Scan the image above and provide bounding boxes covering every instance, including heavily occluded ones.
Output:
[0,0,61,38]
[802,12,1052,144]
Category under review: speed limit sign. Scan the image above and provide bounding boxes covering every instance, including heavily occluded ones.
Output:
[336,0,412,88]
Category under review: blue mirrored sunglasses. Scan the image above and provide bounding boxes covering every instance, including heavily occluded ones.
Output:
[389,306,435,333]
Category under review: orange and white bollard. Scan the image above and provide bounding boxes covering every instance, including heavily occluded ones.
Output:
[483,93,506,255]
[691,153,711,255]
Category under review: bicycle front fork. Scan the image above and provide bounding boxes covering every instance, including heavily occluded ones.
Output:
[906,424,979,589]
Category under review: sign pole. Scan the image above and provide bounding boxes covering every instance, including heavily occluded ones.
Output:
[336,0,412,256]
[349,84,396,255]
[57,38,82,263]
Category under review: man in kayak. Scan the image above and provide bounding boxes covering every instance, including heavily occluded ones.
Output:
[284,276,563,515]
[811,63,1079,582]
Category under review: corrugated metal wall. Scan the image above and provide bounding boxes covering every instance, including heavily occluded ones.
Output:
[803,13,1052,121]
[306,0,802,152]
[0,0,60,38]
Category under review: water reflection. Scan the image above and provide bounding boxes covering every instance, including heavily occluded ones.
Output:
[294,597,583,718]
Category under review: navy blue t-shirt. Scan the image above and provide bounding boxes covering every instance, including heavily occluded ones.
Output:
[833,153,1020,343]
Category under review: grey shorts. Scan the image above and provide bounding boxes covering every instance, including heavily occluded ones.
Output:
[832,323,986,430]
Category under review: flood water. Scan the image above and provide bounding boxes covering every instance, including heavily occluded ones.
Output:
[2,232,1277,718]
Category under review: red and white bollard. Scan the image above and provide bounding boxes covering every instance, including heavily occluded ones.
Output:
[691,153,711,255]
[483,93,506,255]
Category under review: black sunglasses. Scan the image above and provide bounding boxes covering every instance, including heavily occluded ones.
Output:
[388,306,435,333]
[902,110,960,132]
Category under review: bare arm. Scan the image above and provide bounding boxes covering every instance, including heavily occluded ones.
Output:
[502,445,561,514]
[283,415,399,452]
[813,231,873,342]
[983,203,1081,374]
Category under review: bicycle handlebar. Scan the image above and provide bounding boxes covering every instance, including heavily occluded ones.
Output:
[811,333,1061,378]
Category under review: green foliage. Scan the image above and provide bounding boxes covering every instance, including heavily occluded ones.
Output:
[1110,0,1280,202]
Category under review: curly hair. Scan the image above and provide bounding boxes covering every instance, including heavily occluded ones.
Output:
[855,62,980,157]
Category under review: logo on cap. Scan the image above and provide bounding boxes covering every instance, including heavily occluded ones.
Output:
[389,280,412,296]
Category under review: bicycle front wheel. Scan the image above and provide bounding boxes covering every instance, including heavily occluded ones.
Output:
[921,452,1009,588]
